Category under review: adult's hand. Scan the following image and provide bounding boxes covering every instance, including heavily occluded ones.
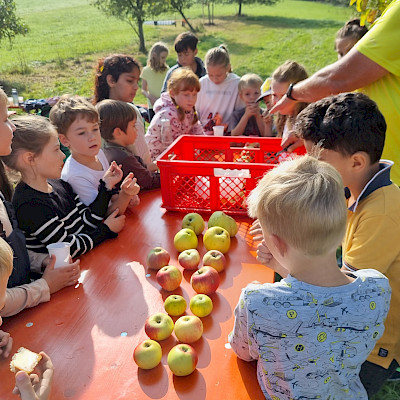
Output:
[270,96,297,117]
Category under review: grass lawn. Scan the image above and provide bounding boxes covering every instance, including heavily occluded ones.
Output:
[0,1,399,398]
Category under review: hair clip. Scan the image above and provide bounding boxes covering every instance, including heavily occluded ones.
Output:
[99,65,104,73]
[176,105,180,109]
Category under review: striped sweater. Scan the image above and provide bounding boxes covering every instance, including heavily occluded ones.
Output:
[12,179,117,258]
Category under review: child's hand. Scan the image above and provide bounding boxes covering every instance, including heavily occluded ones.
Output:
[120,173,140,197]
[147,162,159,173]
[128,195,140,208]
[257,240,288,277]
[262,109,272,124]
[13,352,54,400]
[245,103,259,117]
[42,256,81,294]
[249,219,263,241]
[104,208,126,233]
[0,329,13,358]
[103,161,123,190]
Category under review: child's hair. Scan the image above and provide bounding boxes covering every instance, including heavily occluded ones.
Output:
[296,92,386,164]
[0,237,13,279]
[93,54,141,104]
[168,68,200,124]
[148,42,169,72]
[96,99,137,142]
[336,18,368,43]
[49,95,98,136]
[238,73,263,93]
[248,155,346,256]
[205,45,231,70]
[174,32,198,53]
[272,60,308,136]
[1,115,57,173]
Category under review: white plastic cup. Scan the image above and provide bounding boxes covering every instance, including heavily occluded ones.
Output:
[213,125,224,136]
[46,242,71,268]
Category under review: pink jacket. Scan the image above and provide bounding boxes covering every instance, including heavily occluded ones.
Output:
[145,92,204,160]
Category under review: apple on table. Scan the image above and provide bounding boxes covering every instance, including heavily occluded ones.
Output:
[156,265,182,291]
[202,249,226,272]
[167,344,198,377]
[147,247,170,270]
[203,226,231,254]
[174,315,203,343]
[144,312,174,341]
[190,294,213,318]
[134,339,162,369]
[164,294,187,316]
[191,266,220,295]
[182,212,205,235]
[178,248,201,270]
[208,211,238,237]
[174,228,199,252]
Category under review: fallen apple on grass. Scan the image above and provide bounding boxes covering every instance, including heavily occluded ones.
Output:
[174,228,198,252]
[208,211,238,237]
[144,312,174,341]
[190,294,213,318]
[191,266,220,295]
[182,212,205,235]
[202,249,226,273]
[133,339,162,369]
[156,265,182,291]
[146,247,170,270]
[203,226,231,254]
[164,294,187,316]
[174,315,203,343]
[167,344,198,377]
[178,249,200,270]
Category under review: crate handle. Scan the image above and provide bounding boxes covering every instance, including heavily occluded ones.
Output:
[213,168,251,178]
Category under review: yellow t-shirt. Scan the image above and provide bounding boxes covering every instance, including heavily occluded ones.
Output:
[343,165,400,368]
[140,66,168,109]
[356,0,400,184]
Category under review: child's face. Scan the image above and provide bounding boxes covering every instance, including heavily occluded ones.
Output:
[122,119,137,146]
[107,67,140,103]
[60,116,102,160]
[271,80,289,105]
[207,64,230,85]
[263,94,272,110]
[335,37,357,59]
[159,51,168,65]
[32,134,65,181]
[177,48,197,67]
[240,85,261,105]
[171,88,198,112]
[0,105,16,156]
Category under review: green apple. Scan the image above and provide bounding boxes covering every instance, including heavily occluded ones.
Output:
[133,339,162,369]
[190,294,213,317]
[173,228,198,252]
[182,213,205,235]
[164,294,187,316]
[144,312,174,341]
[208,211,238,237]
[174,315,203,343]
[167,344,198,376]
[203,226,231,254]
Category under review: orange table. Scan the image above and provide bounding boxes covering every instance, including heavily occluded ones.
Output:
[0,190,274,399]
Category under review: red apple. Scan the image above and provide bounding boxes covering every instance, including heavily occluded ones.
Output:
[174,315,203,343]
[203,226,231,254]
[190,266,220,295]
[144,312,174,341]
[202,250,226,273]
[178,249,201,270]
[167,344,198,376]
[156,265,182,291]
[147,247,170,270]
[133,339,162,369]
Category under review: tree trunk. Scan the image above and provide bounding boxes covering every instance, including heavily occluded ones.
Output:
[238,0,242,16]
[177,8,196,32]
[137,16,146,53]
[208,2,211,24]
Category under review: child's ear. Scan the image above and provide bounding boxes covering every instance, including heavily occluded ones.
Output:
[270,234,287,257]
[106,74,116,88]
[58,134,69,148]
[351,152,368,171]
[194,48,198,56]
[21,151,36,166]
[113,127,124,139]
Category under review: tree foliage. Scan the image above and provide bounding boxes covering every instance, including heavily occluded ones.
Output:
[0,0,29,46]
[224,0,280,16]
[350,0,393,25]
[170,0,196,31]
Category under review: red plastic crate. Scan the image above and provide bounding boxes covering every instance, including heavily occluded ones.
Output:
[156,135,306,215]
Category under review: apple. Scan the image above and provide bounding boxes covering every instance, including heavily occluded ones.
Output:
[190,294,213,318]
[164,294,187,316]
[174,228,198,252]
[182,213,205,235]
[144,312,174,341]
[156,265,182,291]
[147,247,170,270]
[133,339,162,369]
[202,250,226,273]
[190,266,220,295]
[167,344,198,377]
[203,226,231,254]
[178,249,200,270]
[208,211,238,237]
[174,315,203,343]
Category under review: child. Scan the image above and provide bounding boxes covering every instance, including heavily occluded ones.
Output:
[97,99,161,190]
[145,68,203,160]
[196,45,242,134]
[229,155,391,399]
[50,95,140,212]
[161,31,206,93]
[271,60,308,146]
[141,42,169,121]
[93,54,156,171]
[1,115,125,258]
[335,18,368,59]
[296,92,400,396]
[0,89,80,318]
[257,77,276,137]
[229,73,272,137]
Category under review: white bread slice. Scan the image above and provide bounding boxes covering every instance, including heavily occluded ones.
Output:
[10,347,42,374]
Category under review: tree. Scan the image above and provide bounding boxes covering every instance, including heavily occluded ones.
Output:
[227,0,280,16]
[169,0,196,32]
[350,0,393,25]
[91,0,166,53]
[0,0,28,46]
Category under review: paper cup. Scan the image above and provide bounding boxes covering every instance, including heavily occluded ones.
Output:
[46,242,71,268]
[213,125,224,136]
